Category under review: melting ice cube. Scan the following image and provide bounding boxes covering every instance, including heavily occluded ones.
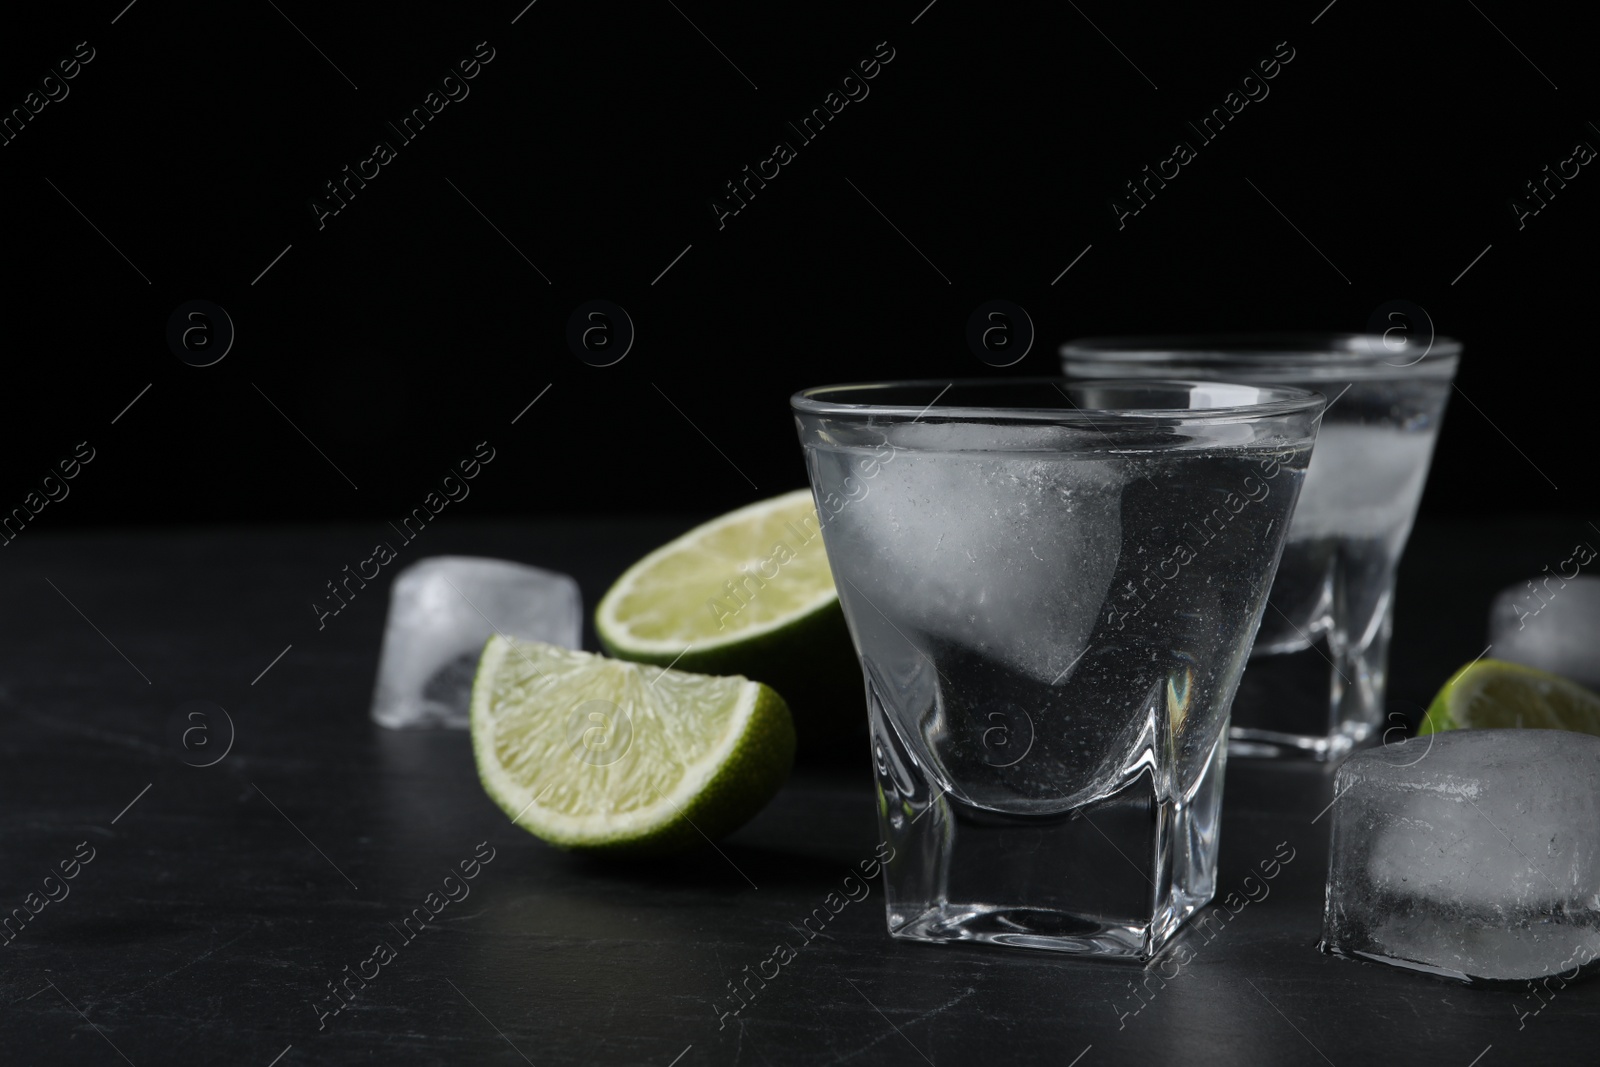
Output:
[1489,574,1600,690]
[1320,728,1600,984]
[370,556,581,728]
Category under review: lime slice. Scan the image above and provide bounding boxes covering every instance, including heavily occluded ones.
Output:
[1419,658,1600,735]
[595,490,860,752]
[470,636,794,854]
[597,489,836,653]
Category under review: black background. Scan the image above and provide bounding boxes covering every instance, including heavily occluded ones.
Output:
[0,1,1587,529]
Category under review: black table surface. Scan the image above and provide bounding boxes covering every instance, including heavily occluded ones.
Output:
[2,515,1595,1066]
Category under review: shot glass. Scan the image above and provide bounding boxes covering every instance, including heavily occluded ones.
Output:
[1062,335,1460,762]
[791,379,1322,958]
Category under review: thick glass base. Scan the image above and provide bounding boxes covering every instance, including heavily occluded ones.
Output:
[891,905,1172,957]
[1229,626,1388,763]
[1229,726,1354,762]
[872,691,1225,961]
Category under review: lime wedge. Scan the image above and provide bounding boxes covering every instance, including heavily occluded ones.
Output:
[470,636,794,854]
[1419,658,1600,735]
[595,489,859,752]
[597,489,836,652]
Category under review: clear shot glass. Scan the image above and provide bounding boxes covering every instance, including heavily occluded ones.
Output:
[791,379,1323,958]
[1063,336,1460,762]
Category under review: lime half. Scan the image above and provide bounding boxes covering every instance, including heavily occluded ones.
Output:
[596,489,837,657]
[595,490,859,751]
[470,636,794,854]
[1419,658,1600,735]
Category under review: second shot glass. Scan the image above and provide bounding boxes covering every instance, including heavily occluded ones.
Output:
[1063,335,1460,761]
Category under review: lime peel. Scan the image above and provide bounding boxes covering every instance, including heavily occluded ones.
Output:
[470,636,794,854]
[595,488,836,656]
[593,489,861,753]
[1419,658,1600,736]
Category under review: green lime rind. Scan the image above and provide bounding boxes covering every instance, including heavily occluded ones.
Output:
[594,490,862,754]
[1419,658,1600,736]
[470,636,795,856]
[600,597,860,751]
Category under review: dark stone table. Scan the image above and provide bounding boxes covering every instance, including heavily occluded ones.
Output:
[2,516,1594,1065]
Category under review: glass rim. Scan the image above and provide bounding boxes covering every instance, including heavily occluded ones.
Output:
[1060,332,1461,376]
[791,377,1326,424]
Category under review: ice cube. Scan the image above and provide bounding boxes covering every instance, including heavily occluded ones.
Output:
[370,556,581,729]
[1320,729,1600,984]
[820,446,1123,686]
[1489,575,1600,690]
